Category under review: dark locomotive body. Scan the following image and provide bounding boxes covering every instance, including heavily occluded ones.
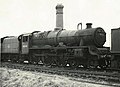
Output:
[1,23,107,68]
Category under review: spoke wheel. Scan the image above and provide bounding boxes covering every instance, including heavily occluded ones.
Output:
[99,59,108,69]
[69,60,78,68]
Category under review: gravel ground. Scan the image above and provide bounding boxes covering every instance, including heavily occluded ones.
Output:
[0,68,112,87]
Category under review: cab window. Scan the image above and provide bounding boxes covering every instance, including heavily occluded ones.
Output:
[23,36,28,42]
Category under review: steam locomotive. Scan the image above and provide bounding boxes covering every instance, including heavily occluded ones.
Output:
[1,23,112,68]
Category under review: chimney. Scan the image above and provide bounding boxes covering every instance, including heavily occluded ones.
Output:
[56,4,64,29]
[86,23,92,29]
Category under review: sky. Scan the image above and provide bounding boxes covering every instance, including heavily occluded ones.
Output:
[0,0,120,47]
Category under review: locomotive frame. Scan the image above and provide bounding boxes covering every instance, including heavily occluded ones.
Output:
[1,24,111,69]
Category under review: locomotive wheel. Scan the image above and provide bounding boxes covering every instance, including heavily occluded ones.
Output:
[62,61,67,67]
[88,60,98,68]
[98,59,108,69]
[69,60,79,68]
[55,56,66,67]
[57,61,67,67]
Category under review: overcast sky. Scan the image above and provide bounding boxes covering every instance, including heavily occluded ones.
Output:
[0,0,120,47]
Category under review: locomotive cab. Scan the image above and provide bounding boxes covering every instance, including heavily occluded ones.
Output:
[19,33,31,54]
[18,33,32,63]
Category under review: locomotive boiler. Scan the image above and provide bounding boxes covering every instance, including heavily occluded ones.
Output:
[31,23,106,48]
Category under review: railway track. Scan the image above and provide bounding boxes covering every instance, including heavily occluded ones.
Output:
[1,62,120,87]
